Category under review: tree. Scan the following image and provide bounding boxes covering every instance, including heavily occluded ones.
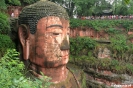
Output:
[124,0,130,4]
[49,0,75,18]
[49,0,97,17]
[91,0,112,16]
[20,0,39,6]
[0,0,7,10]
[127,0,133,14]
[0,0,10,35]
[73,0,96,16]
[5,0,21,6]
[4,0,39,6]
[112,0,132,15]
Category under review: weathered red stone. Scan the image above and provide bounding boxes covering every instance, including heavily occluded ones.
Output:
[17,1,83,87]
[70,27,109,39]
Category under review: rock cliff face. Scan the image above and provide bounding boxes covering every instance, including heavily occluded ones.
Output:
[69,27,133,88]
[70,27,109,39]
[69,59,133,88]
[70,27,133,42]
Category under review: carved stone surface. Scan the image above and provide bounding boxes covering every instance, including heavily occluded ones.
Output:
[70,27,109,39]
[17,0,80,87]
[98,48,111,59]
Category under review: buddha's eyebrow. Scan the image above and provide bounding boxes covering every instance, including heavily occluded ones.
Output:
[46,25,63,29]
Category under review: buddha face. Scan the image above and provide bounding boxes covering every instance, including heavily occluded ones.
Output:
[19,16,70,68]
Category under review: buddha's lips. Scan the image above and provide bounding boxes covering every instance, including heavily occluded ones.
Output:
[59,55,68,58]
[62,55,68,57]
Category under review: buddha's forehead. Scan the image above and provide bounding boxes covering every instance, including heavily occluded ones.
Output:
[37,16,63,26]
[47,16,62,26]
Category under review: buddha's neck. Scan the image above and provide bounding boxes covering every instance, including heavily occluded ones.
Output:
[29,63,68,83]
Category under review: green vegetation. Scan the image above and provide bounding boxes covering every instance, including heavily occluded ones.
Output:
[70,37,97,56]
[1,16,133,86]
[70,19,133,32]
[0,0,39,6]
[81,72,87,88]
[50,0,133,17]
[0,0,132,18]
[0,0,132,87]
[70,35,133,62]
[0,34,15,58]
[0,49,51,88]
[69,19,133,75]
[70,56,133,75]
[0,13,10,34]
[109,34,133,61]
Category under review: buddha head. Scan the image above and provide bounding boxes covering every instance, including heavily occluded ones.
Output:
[18,0,70,83]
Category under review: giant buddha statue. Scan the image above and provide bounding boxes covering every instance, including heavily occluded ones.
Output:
[16,0,82,88]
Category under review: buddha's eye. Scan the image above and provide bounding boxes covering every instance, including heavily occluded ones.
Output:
[67,27,70,35]
[53,33,60,35]
[67,33,70,35]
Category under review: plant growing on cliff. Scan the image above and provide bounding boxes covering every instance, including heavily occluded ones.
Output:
[0,34,15,58]
[105,28,121,34]
[126,63,133,75]
[121,20,133,31]
[110,34,129,60]
[0,13,10,34]
[0,49,51,88]
[70,19,133,33]
[70,37,97,56]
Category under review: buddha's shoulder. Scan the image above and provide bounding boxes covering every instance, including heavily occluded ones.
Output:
[50,64,86,88]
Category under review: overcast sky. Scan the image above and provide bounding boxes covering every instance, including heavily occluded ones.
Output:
[106,0,114,4]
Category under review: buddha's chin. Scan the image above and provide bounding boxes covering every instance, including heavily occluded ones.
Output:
[43,56,69,68]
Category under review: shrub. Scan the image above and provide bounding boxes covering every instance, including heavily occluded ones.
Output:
[70,37,97,56]
[0,34,15,57]
[105,28,121,34]
[0,12,10,34]
[110,34,129,60]
[0,49,51,88]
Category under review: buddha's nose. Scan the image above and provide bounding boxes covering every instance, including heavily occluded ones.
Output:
[60,37,69,50]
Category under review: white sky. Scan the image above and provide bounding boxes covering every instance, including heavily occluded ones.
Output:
[106,0,114,4]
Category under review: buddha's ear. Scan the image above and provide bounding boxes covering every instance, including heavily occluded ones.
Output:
[18,24,30,60]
